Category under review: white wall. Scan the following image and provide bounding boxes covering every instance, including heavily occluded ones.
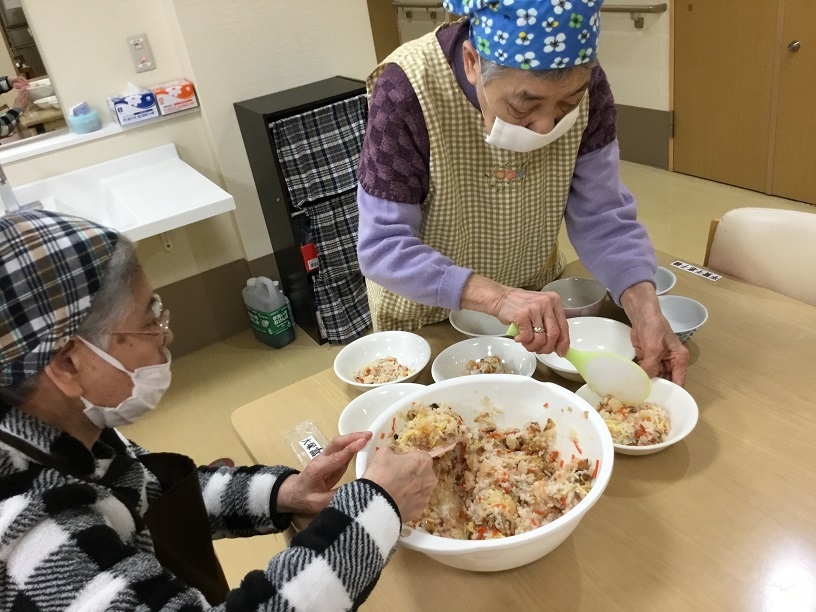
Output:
[9,0,244,289]
[10,0,379,283]
[596,1,671,111]
[167,0,378,261]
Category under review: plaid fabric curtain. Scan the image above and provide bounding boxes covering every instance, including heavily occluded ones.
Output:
[270,94,368,208]
[307,190,370,344]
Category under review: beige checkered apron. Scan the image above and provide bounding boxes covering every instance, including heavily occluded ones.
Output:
[365,26,589,332]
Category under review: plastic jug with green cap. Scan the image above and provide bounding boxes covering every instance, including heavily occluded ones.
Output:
[243,277,295,348]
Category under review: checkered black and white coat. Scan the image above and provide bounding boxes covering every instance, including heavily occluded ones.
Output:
[0,405,401,611]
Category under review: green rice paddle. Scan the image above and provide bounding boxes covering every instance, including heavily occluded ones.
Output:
[564,347,651,406]
[506,323,651,405]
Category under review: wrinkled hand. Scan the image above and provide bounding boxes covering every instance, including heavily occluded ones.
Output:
[276,431,371,515]
[622,282,689,385]
[13,88,30,111]
[9,76,28,89]
[362,448,436,522]
[498,287,570,355]
[461,274,570,355]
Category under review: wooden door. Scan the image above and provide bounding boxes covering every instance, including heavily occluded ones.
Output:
[673,0,779,192]
[771,0,816,204]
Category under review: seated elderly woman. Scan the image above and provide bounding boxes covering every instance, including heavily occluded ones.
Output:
[0,211,436,610]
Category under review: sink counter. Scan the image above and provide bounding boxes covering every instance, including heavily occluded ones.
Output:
[8,143,235,241]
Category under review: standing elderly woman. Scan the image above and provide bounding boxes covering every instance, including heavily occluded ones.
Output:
[0,211,435,610]
[357,0,688,384]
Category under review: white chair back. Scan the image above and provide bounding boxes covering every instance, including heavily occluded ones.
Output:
[704,207,816,306]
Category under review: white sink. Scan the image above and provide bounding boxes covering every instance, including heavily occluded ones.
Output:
[7,144,235,241]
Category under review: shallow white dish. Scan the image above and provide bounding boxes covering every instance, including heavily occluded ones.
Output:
[431,337,536,383]
[333,331,431,390]
[338,383,425,435]
[449,309,507,337]
[575,378,699,456]
[356,375,614,571]
[658,295,708,342]
[654,266,677,295]
[536,317,635,382]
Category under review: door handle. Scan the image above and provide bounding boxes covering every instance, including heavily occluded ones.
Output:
[788,40,801,53]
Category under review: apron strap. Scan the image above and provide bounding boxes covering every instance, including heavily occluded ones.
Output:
[139,453,231,606]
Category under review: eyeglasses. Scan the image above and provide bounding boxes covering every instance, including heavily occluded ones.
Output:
[109,294,172,349]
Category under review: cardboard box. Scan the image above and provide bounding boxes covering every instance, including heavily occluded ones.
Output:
[107,91,159,126]
[151,79,199,116]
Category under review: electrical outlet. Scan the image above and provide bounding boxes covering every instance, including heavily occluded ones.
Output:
[127,33,156,73]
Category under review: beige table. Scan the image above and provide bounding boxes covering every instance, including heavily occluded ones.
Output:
[232,252,816,611]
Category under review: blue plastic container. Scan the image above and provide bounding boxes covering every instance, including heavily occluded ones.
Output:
[66,110,102,134]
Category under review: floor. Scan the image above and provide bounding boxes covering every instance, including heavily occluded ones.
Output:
[119,162,814,587]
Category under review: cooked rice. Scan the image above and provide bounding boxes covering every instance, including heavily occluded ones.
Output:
[465,355,506,375]
[391,402,595,540]
[596,395,670,446]
[354,356,411,384]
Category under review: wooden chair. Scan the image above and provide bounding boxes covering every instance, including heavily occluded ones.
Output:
[704,207,816,306]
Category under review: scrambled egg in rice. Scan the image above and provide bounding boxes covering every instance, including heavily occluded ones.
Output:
[390,402,595,540]
[596,395,670,446]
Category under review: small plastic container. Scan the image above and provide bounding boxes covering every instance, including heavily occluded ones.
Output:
[284,420,329,466]
[242,277,295,349]
[66,110,102,134]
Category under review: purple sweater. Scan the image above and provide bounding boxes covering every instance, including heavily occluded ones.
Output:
[357,21,656,308]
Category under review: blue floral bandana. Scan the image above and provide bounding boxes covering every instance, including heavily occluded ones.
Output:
[442,0,603,70]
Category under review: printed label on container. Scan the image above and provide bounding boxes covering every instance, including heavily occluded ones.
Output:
[246,305,292,336]
[298,435,324,460]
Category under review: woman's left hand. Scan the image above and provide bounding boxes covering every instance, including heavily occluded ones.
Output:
[276,431,372,515]
[621,282,689,385]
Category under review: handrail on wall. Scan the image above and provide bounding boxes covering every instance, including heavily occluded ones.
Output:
[601,3,668,29]
[391,1,668,30]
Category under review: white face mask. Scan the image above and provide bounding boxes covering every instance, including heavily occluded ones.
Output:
[485,103,582,153]
[77,336,172,428]
[479,65,583,153]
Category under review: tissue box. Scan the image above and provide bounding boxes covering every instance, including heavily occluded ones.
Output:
[151,80,199,115]
[107,91,159,126]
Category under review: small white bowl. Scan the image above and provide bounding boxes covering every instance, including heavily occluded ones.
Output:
[654,266,677,296]
[658,295,708,342]
[542,277,607,318]
[449,309,507,337]
[431,337,537,383]
[575,378,699,455]
[338,382,425,435]
[537,317,635,382]
[333,331,431,390]
[33,97,52,110]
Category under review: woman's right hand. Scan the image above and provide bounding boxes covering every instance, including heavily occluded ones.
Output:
[362,448,436,522]
[461,274,570,356]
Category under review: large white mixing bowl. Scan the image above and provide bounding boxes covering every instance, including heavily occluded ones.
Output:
[355,374,614,572]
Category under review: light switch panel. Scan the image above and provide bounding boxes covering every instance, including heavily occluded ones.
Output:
[127,33,156,73]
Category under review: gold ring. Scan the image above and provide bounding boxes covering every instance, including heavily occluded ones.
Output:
[533,326,545,333]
